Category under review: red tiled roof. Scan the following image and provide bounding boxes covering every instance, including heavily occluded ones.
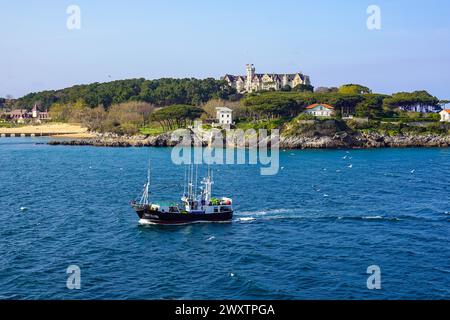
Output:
[443,109,450,114]
[305,103,334,110]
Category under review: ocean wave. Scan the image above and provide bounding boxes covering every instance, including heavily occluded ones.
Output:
[238,208,300,216]
[234,210,412,223]
[362,215,383,220]
[138,219,156,225]
[345,216,403,222]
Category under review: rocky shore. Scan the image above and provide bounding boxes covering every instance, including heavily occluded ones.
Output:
[47,131,450,149]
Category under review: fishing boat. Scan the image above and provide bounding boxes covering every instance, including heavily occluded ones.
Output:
[131,165,233,225]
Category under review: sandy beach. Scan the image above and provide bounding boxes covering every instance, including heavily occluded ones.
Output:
[0,123,95,138]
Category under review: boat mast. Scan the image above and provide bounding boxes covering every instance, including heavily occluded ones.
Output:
[188,163,194,201]
[140,161,151,206]
[194,164,198,199]
[183,165,187,197]
[201,166,213,203]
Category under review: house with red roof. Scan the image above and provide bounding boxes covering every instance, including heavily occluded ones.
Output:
[304,103,335,117]
[440,109,450,122]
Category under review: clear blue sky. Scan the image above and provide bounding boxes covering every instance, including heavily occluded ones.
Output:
[1,0,449,99]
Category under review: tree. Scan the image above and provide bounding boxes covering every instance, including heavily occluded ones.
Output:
[202,99,242,119]
[384,91,440,112]
[202,99,227,118]
[49,99,89,122]
[293,84,314,93]
[103,101,154,135]
[82,106,107,131]
[327,95,365,117]
[49,103,71,122]
[5,94,14,109]
[68,99,89,122]
[245,97,298,119]
[315,87,339,93]
[440,100,450,111]
[339,84,372,95]
[125,101,155,126]
[355,95,384,118]
[151,105,204,130]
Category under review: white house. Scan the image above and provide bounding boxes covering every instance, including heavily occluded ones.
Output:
[304,103,335,117]
[440,109,450,122]
[216,107,233,125]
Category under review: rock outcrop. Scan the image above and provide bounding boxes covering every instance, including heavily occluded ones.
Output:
[48,131,450,149]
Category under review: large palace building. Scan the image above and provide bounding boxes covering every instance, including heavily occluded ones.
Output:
[223,64,311,93]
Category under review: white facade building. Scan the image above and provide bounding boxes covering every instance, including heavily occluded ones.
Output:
[223,64,311,93]
[216,107,233,125]
[440,109,450,122]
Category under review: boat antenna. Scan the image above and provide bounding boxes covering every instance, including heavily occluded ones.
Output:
[183,164,187,196]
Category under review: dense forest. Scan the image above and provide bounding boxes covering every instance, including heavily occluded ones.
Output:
[7,78,236,110]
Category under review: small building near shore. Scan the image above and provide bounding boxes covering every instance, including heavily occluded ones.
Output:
[440,109,450,122]
[216,107,233,125]
[304,103,335,117]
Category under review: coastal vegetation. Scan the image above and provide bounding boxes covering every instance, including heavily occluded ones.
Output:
[1,78,449,139]
[48,100,155,135]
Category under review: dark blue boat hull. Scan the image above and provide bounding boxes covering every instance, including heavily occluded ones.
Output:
[134,208,233,225]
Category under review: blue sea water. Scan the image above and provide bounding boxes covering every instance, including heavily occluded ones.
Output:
[0,137,449,300]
